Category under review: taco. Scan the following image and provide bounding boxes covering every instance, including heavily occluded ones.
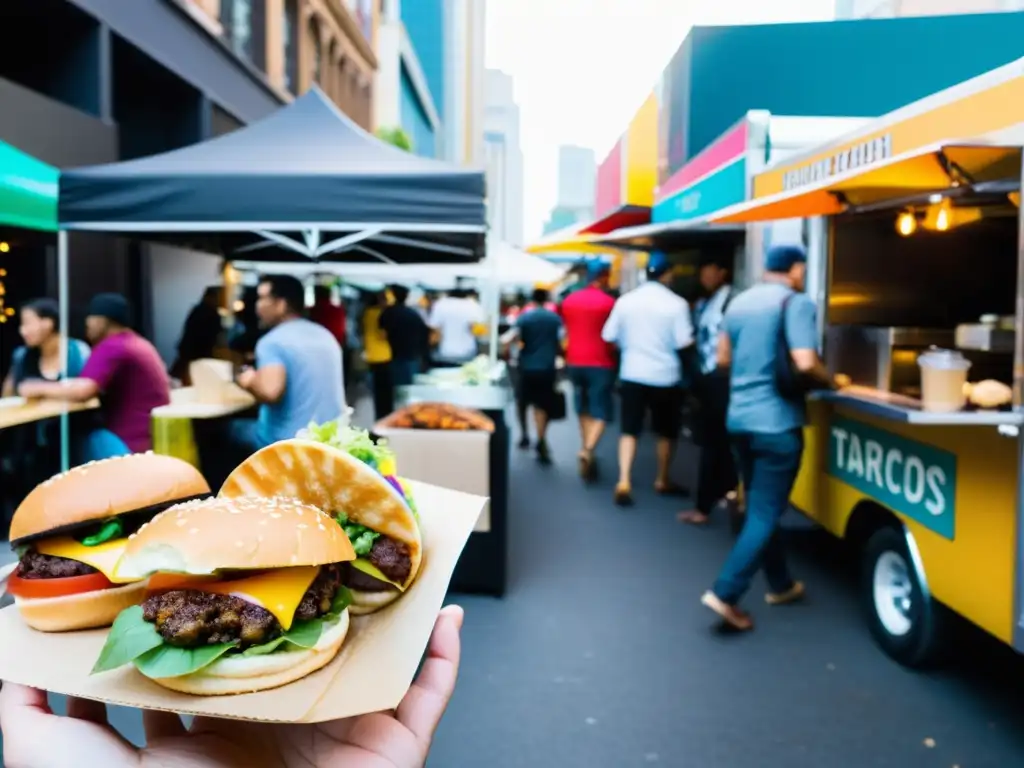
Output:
[220,435,422,615]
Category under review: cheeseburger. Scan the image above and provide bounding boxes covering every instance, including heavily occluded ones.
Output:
[93,496,355,695]
[6,453,210,632]
[221,429,423,615]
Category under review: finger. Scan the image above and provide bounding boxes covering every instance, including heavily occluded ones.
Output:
[144,709,187,742]
[395,605,463,746]
[0,683,51,717]
[66,696,108,725]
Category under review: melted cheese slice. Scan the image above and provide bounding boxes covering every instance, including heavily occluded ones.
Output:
[146,566,320,630]
[35,537,137,584]
[352,558,405,591]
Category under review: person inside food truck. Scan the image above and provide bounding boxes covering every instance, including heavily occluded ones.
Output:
[701,243,842,632]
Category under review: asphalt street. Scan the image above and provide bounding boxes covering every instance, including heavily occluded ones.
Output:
[3,406,1024,766]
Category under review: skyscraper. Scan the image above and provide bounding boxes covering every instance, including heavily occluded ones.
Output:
[836,0,1024,17]
[484,69,525,246]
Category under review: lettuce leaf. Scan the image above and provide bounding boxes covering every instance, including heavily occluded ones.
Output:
[92,587,354,678]
[334,512,381,556]
[301,419,394,469]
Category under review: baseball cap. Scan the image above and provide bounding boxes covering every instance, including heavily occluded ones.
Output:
[765,244,807,273]
[646,250,673,280]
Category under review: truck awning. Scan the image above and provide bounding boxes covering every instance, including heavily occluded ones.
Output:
[710,141,1021,225]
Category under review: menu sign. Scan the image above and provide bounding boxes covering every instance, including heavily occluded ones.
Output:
[781,133,893,192]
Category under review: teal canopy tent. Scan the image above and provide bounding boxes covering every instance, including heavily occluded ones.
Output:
[0,140,58,231]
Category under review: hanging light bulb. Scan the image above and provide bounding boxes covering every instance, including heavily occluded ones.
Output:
[896,210,917,236]
[0,242,9,253]
[935,201,951,232]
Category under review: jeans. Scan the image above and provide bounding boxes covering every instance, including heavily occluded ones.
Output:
[712,428,804,604]
[369,362,394,421]
[390,358,420,387]
[77,429,131,462]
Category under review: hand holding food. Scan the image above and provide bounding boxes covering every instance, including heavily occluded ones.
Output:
[6,453,210,632]
[0,605,464,768]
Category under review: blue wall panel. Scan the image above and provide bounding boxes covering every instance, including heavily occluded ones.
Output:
[400,0,445,123]
[400,64,435,158]
[659,13,1024,181]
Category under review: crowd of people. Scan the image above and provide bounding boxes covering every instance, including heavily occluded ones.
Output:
[504,244,844,634]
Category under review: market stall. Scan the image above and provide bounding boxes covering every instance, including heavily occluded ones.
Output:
[55,88,508,596]
[705,56,1024,667]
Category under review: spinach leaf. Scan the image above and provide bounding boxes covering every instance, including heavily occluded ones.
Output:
[134,642,238,679]
[80,518,124,547]
[241,618,324,656]
[92,606,165,674]
[330,585,354,616]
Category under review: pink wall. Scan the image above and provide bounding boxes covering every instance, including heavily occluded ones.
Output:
[657,121,747,201]
[595,138,624,219]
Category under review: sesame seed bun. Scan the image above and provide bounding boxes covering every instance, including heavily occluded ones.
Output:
[114,496,356,579]
[9,453,211,545]
[220,440,422,592]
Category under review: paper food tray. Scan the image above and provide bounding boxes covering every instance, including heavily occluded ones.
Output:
[0,480,485,723]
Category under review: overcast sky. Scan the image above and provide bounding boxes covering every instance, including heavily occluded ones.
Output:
[484,0,837,241]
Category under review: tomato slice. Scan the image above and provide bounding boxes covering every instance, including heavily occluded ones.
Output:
[6,570,114,599]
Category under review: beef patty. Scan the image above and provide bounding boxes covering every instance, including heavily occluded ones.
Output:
[367,537,412,583]
[18,550,98,580]
[142,564,342,649]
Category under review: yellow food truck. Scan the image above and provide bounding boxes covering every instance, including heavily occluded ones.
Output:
[708,57,1024,667]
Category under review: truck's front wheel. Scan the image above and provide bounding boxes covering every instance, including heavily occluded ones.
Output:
[862,526,948,668]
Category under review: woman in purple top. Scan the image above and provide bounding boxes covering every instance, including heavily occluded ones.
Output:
[16,294,171,454]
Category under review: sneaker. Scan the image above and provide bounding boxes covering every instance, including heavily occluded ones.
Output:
[518,437,531,450]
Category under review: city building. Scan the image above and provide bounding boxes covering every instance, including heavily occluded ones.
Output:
[0,0,379,373]
[374,0,442,157]
[542,145,596,234]
[193,0,378,129]
[836,0,1024,18]
[484,69,525,247]
[442,0,486,167]
[373,0,486,163]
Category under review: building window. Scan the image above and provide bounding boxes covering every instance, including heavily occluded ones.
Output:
[283,0,298,91]
[221,0,266,69]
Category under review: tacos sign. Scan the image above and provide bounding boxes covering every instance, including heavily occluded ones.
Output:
[827,416,956,540]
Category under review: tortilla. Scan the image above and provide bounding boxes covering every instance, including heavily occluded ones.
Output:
[219,440,422,589]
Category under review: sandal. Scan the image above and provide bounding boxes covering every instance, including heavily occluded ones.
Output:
[701,591,754,631]
[614,484,634,507]
[766,581,806,606]
[677,510,710,525]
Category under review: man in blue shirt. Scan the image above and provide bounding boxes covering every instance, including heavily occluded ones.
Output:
[511,289,564,465]
[235,274,346,449]
[702,245,837,631]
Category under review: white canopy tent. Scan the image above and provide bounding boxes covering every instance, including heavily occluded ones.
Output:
[232,240,568,288]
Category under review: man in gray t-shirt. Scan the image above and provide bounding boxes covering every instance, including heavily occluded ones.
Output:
[701,245,837,632]
[235,275,345,449]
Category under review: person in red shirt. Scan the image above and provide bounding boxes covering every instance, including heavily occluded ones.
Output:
[310,284,350,390]
[559,263,617,481]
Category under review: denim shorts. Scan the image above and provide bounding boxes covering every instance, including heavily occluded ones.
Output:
[567,366,615,422]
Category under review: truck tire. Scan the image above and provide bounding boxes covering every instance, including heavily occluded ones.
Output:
[862,526,948,668]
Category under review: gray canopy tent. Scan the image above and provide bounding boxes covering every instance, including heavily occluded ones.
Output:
[53,87,488,467]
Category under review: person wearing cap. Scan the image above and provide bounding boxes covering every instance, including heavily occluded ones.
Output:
[678,256,738,525]
[16,292,170,454]
[701,244,841,631]
[601,252,699,506]
[559,261,617,480]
